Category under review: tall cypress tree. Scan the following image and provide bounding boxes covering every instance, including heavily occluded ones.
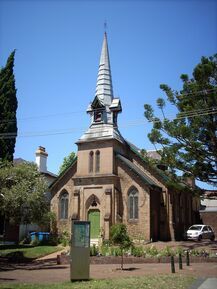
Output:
[0,50,18,162]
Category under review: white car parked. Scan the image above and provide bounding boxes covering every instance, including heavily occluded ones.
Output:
[186,224,215,241]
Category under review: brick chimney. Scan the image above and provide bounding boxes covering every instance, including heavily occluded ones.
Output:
[35,146,48,173]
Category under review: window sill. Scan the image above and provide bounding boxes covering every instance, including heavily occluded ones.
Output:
[128,219,139,224]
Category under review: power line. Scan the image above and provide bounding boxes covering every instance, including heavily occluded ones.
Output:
[0,109,216,139]
[178,107,217,116]
[0,110,83,124]
[0,105,217,126]
[0,88,216,124]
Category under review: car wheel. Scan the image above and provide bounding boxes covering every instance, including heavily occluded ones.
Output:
[198,235,202,241]
[210,236,215,241]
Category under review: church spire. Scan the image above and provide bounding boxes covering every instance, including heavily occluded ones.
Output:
[79,32,123,144]
[94,32,113,106]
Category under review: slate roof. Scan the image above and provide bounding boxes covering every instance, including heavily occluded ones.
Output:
[13,158,26,164]
[146,150,161,161]
[77,124,125,144]
[117,154,160,188]
[125,140,170,183]
[94,32,114,107]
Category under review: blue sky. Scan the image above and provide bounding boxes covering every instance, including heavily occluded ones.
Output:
[0,0,216,188]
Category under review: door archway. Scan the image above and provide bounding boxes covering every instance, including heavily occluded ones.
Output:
[88,209,100,239]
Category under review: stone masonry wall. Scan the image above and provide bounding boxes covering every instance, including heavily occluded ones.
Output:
[117,160,151,241]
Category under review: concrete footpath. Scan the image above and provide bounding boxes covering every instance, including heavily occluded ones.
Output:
[0,262,217,284]
[1,245,217,287]
[190,278,217,289]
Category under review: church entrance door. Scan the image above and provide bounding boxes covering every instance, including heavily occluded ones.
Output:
[88,210,100,238]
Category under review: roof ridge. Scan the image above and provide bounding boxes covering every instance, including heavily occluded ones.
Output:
[126,141,170,183]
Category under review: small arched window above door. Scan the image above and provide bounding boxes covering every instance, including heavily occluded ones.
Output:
[59,191,68,219]
[128,187,139,220]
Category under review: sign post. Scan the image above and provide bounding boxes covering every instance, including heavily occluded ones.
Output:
[70,220,90,281]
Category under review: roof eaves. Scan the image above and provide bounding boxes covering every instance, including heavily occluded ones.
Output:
[117,154,160,188]
[42,171,58,178]
[126,141,170,182]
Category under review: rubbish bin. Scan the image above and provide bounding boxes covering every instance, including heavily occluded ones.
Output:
[30,232,37,241]
[38,232,50,241]
[30,232,50,242]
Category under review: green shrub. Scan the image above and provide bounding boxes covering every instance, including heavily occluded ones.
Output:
[112,246,122,256]
[189,249,200,256]
[160,246,174,257]
[175,247,184,256]
[110,224,132,251]
[48,234,58,246]
[132,246,144,257]
[100,244,110,256]
[145,245,158,257]
[58,230,70,247]
[189,249,209,257]
[102,239,111,246]
[90,244,99,256]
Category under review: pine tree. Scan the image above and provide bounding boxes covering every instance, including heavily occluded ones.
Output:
[0,50,18,162]
[144,54,217,186]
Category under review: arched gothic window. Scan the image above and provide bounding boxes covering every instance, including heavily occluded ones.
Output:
[128,188,139,220]
[95,150,100,173]
[60,191,68,219]
[89,151,94,173]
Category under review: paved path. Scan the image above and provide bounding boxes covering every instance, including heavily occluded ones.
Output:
[36,249,67,260]
[0,262,217,284]
[190,278,217,289]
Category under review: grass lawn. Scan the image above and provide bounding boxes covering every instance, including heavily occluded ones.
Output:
[0,275,196,289]
[0,245,63,260]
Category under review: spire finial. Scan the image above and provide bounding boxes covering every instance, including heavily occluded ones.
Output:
[104,20,107,33]
[94,28,113,106]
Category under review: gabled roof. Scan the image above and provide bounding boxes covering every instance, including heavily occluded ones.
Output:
[91,96,105,109]
[109,98,122,112]
[42,171,58,178]
[13,158,26,165]
[125,140,170,183]
[117,154,160,189]
[14,158,57,179]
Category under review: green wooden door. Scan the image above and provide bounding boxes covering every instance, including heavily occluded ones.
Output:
[88,210,100,238]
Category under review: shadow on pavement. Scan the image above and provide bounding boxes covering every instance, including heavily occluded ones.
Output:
[178,240,217,252]
[116,267,139,271]
[0,258,69,272]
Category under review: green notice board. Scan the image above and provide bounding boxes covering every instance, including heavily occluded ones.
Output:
[70,221,90,281]
[74,222,90,247]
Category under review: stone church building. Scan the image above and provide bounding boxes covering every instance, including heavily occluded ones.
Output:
[50,33,200,243]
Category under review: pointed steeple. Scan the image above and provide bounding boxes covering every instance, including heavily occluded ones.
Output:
[94,32,113,107]
[78,32,123,144]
